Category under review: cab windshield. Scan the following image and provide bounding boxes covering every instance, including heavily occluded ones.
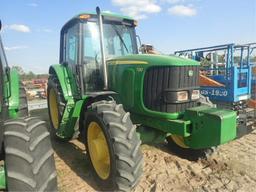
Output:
[82,21,138,91]
[83,21,137,60]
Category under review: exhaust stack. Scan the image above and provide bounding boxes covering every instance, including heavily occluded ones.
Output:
[96,7,108,90]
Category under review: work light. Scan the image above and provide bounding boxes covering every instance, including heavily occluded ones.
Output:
[191,90,200,100]
[177,91,188,101]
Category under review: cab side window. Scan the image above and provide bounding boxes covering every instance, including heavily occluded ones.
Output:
[64,23,79,65]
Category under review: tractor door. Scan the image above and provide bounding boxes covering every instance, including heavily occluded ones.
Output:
[82,22,104,91]
[80,21,138,92]
[60,22,84,94]
[59,17,138,94]
[63,23,79,74]
[60,21,105,93]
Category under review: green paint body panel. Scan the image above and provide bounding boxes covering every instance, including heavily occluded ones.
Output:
[0,166,5,189]
[49,65,74,100]
[137,126,167,144]
[183,106,237,149]
[49,65,85,139]
[108,54,199,66]
[56,99,84,139]
[107,54,198,122]
[132,114,191,137]
[7,68,20,118]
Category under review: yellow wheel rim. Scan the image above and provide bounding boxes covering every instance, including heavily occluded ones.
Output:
[49,89,59,129]
[87,122,110,180]
[170,135,189,148]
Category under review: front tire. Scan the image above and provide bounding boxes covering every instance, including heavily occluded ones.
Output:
[47,75,65,134]
[84,100,143,191]
[166,135,215,160]
[4,117,58,191]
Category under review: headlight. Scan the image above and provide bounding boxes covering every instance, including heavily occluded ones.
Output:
[177,91,188,101]
[191,90,200,100]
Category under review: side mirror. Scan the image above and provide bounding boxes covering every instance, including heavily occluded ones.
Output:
[140,44,158,54]
[136,35,142,48]
[5,66,11,98]
[5,66,10,77]
[96,6,100,15]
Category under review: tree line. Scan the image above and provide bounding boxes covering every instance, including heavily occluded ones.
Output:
[12,66,48,81]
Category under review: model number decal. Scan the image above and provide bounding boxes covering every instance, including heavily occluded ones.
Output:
[200,89,228,97]
[136,67,144,72]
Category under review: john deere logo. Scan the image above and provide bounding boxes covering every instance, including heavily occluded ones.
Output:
[188,70,194,77]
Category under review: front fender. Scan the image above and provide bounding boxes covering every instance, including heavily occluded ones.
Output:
[49,64,74,101]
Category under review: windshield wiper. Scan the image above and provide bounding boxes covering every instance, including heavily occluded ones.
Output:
[111,25,129,53]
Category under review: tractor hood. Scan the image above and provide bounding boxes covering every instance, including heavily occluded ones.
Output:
[107,54,199,66]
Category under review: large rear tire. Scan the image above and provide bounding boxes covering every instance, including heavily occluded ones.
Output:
[4,117,58,191]
[84,100,143,192]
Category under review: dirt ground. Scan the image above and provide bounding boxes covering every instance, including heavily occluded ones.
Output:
[32,108,256,192]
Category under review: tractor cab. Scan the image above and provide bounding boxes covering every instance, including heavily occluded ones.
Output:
[59,12,138,93]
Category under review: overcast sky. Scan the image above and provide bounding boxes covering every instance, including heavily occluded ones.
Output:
[1,0,256,74]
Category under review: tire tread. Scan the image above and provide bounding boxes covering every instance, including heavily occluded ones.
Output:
[4,117,58,191]
[85,100,143,192]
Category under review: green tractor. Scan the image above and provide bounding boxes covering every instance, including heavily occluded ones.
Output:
[0,21,57,191]
[47,7,237,191]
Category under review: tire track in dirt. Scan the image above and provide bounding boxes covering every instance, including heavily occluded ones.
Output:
[134,131,256,192]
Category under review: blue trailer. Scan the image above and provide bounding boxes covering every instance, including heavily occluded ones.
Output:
[252,68,256,100]
[249,44,256,100]
[175,43,256,131]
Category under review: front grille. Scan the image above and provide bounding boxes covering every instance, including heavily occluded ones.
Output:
[143,66,200,113]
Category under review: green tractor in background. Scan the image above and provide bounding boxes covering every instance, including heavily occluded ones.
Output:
[0,20,58,191]
[47,7,237,191]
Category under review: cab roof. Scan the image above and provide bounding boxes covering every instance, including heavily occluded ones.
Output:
[61,11,136,32]
[74,11,134,21]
